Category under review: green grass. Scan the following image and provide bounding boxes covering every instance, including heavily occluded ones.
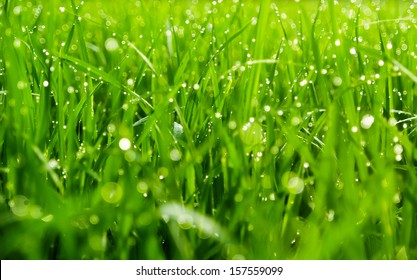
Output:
[1,0,417,260]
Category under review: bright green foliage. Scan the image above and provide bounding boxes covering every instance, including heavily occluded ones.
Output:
[1,0,417,259]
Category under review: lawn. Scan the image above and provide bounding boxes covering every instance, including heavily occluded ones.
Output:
[1,0,417,259]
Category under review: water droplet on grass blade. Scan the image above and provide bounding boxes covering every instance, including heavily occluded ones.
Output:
[170,149,181,161]
[124,150,136,162]
[105,38,119,52]
[173,122,184,139]
[282,172,304,194]
[326,209,335,222]
[9,195,30,217]
[228,121,237,130]
[101,182,123,204]
[17,81,27,89]
[13,6,22,15]
[299,79,308,87]
[332,76,343,87]
[89,214,100,225]
[13,39,21,48]
[136,181,148,193]
[240,122,263,146]
[394,144,403,155]
[287,177,304,194]
[360,114,374,129]
[46,158,58,168]
[291,116,301,126]
[389,117,397,126]
[119,138,131,151]
[29,205,43,219]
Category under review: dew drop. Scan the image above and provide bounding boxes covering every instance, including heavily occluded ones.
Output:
[173,122,184,139]
[101,182,123,204]
[332,76,343,87]
[326,209,335,222]
[228,121,237,130]
[299,79,308,87]
[9,195,30,217]
[360,114,374,129]
[393,144,403,155]
[29,205,43,219]
[89,214,99,225]
[282,172,304,194]
[136,181,149,193]
[124,150,136,162]
[13,6,22,15]
[17,81,27,89]
[105,38,119,52]
[291,116,301,126]
[240,122,263,146]
[170,149,182,161]
[13,38,21,48]
[107,123,116,133]
[48,159,59,169]
[119,138,131,151]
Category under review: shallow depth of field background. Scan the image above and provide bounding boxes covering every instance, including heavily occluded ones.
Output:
[1,0,417,259]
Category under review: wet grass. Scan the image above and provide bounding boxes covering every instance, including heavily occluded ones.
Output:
[1,0,417,260]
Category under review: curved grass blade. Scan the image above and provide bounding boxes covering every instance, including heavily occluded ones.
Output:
[57,53,153,111]
[127,41,158,75]
[32,146,65,195]
[160,203,230,243]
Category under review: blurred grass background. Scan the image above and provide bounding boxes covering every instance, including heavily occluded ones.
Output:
[0,0,417,259]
